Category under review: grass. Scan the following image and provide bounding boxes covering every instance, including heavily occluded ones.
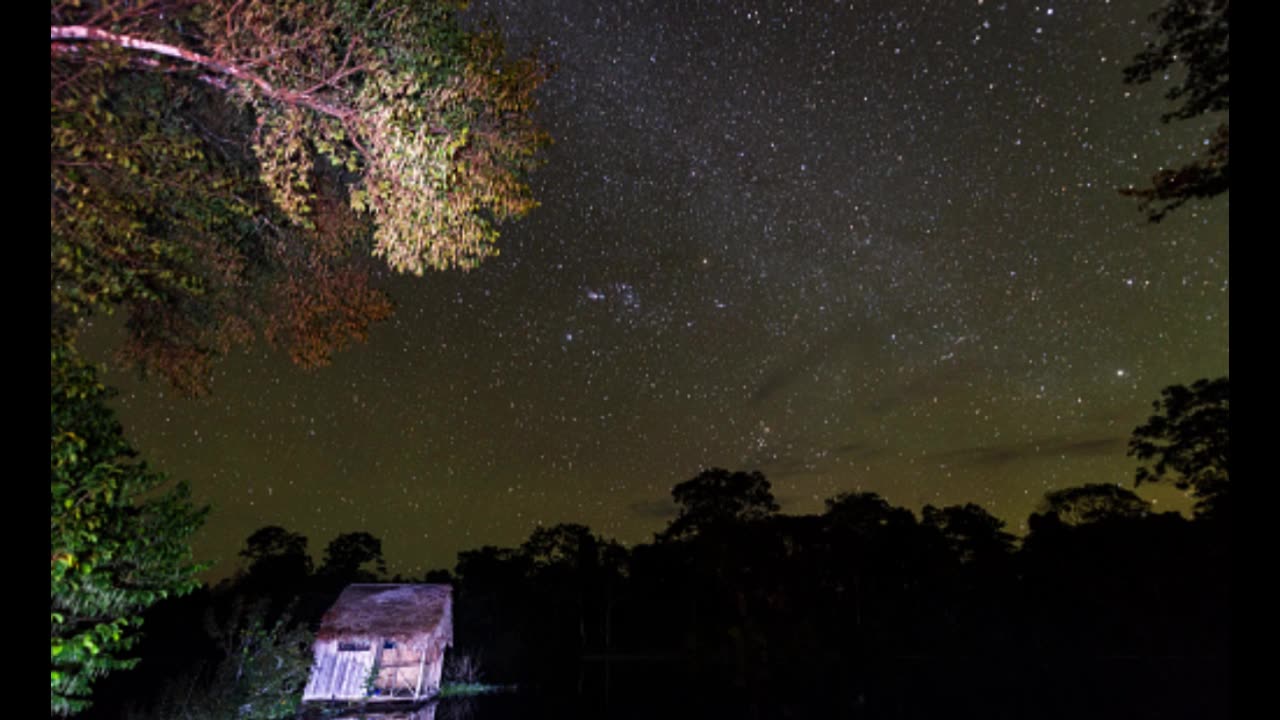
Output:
[438,682,511,698]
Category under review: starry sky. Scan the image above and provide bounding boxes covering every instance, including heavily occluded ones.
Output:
[83,0,1228,580]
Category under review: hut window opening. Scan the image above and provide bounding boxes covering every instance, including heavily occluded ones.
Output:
[383,641,396,649]
[338,642,371,652]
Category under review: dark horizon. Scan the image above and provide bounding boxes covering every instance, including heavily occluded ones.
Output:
[83,466,1231,720]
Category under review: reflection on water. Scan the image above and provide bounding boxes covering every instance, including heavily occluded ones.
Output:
[301,699,437,720]
[300,655,1228,720]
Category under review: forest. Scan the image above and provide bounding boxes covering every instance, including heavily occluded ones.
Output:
[82,382,1230,718]
[53,0,1229,717]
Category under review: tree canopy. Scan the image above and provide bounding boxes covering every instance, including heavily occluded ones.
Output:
[824,490,915,534]
[522,523,602,570]
[317,531,388,586]
[49,3,548,712]
[236,526,314,602]
[51,0,551,394]
[659,468,779,542]
[1035,483,1152,527]
[922,503,1016,564]
[50,342,206,715]
[1129,377,1229,521]
[1122,0,1229,221]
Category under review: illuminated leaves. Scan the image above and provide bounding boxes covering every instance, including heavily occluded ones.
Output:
[264,252,395,370]
[51,0,550,391]
[50,344,207,715]
[181,0,550,274]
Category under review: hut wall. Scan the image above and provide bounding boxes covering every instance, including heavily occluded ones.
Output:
[373,644,425,696]
[303,639,379,701]
[303,584,454,704]
[426,655,444,692]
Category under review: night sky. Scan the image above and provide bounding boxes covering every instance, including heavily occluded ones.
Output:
[82,0,1228,581]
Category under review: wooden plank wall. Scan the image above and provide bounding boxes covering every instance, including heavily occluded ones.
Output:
[303,643,379,700]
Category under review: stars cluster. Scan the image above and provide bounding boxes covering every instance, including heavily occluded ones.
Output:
[90,0,1227,578]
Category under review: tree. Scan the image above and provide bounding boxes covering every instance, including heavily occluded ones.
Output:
[239,526,312,575]
[824,491,915,535]
[1035,483,1152,526]
[922,503,1016,564]
[659,468,780,542]
[203,602,313,720]
[1121,0,1229,221]
[51,0,550,394]
[138,599,313,720]
[1129,377,1229,521]
[50,342,206,715]
[236,526,314,611]
[317,531,387,586]
[522,523,601,571]
[454,545,530,590]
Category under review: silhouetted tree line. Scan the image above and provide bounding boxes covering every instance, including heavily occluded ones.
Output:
[84,379,1228,718]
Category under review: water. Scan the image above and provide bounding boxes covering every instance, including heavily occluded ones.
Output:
[326,656,1228,720]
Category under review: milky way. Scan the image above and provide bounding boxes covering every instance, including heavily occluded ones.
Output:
[84,0,1228,579]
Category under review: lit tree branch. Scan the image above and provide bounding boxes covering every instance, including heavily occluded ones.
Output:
[51,25,355,121]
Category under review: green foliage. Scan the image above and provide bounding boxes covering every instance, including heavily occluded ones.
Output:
[132,600,313,720]
[1129,377,1229,520]
[50,343,207,715]
[364,654,381,698]
[1121,0,1229,220]
[51,0,550,393]
[438,682,506,697]
[213,611,313,719]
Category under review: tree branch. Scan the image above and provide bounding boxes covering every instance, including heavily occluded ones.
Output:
[51,25,355,122]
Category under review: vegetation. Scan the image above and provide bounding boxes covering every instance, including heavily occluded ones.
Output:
[659,468,780,542]
[85,371,1230,716]
[1130,377,1230,521]
[1122,0,1229,220]
[1035,482,1153,526]
[50,2,547,713]
[50,342,206,715]
[123,601,312,720]
[51,0,551,394]
[316,531,388,588]
[438,682,509,697]
[50,3,1227,715]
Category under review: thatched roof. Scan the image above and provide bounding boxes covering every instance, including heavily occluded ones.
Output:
[315,584,453,650]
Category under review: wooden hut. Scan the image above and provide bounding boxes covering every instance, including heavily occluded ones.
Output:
[303,584,453,703]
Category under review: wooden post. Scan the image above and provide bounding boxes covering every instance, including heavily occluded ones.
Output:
[413,649,427,699]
